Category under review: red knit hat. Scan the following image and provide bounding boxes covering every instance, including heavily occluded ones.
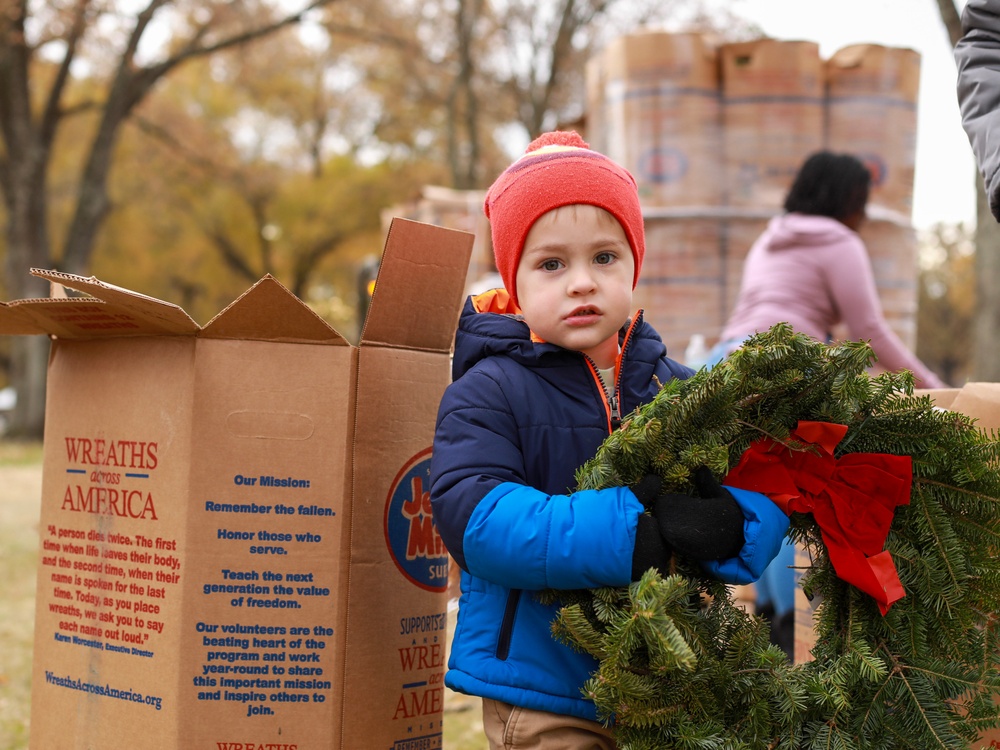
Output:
[483,131,645,307]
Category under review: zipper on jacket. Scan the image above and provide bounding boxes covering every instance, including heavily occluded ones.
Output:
[495,589,521,660]
[585,355,620,431]
[585,313,642,433]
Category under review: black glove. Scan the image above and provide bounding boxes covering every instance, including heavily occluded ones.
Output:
[630,474,671,579]
[653,466,745,561]
[632,512,671,580]
[630,468,745,578]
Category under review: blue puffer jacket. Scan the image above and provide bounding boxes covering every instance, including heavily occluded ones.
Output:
[429,292,789,721]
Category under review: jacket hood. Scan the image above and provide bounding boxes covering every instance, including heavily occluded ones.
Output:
[451,288,664,382]
[765,213,857,250]
[451,290,538,381]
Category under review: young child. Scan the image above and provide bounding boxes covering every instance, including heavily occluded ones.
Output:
[429,131,789,749]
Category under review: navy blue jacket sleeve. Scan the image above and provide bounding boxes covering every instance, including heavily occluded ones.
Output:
[430,366,643,587]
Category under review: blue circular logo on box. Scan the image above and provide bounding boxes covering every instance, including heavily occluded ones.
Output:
[861,153,888,187]
[639,146,688,184]
[383,448,449,592]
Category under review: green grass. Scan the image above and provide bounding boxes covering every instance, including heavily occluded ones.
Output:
[0,440,43,466]
[0,441,43,750]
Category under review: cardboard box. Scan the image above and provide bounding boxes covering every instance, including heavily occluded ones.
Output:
[916,382,1000,434]
[18,218,473,749]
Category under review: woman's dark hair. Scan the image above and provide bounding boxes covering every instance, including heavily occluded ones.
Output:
[782,151,872,221]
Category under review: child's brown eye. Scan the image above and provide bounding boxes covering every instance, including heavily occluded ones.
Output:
[595,252,614,265]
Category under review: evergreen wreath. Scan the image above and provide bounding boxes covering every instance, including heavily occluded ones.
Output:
[546,323,1000,749]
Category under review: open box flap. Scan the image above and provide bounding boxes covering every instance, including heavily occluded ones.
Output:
[0,298,98,335]
[29,269,200,336]
[360,217,473,352]
[200,274,348,345]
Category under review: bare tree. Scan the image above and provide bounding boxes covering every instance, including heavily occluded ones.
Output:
[937,0,1000,381]
[0,0,337,437]
[493,0,620,137]
[324,0,731,190]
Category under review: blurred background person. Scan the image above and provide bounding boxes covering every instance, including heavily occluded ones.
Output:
[708,150,946,389]
[705,150,947,657]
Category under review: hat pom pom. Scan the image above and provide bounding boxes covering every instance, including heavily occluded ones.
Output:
[525,130,589,153]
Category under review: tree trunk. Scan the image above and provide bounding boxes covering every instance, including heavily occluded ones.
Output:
[972,177,1000,379]
[3,138,56,439]
[7,337,50,439]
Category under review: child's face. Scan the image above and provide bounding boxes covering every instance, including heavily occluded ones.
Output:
[515,204,634,368]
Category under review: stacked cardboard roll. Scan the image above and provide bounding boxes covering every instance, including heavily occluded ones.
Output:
[638,219,726,356]
[719,216,770,331]
[716,39,827,336]
[582,34,921,359]
[720,39,825,208]
[826,44,921,218]
[588,31,725,356]
[859,219,919,350]
[597,31,722,208]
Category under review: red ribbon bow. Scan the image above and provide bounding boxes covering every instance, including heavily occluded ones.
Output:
[724,420,912,614]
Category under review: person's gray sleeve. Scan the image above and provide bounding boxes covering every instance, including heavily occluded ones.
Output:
[956,0,1000,222]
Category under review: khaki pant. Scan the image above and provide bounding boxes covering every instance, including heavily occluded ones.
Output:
[481,698,617,750]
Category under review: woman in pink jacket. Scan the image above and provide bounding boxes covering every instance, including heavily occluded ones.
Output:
[710,150,946,659]
[715,150,946,389]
